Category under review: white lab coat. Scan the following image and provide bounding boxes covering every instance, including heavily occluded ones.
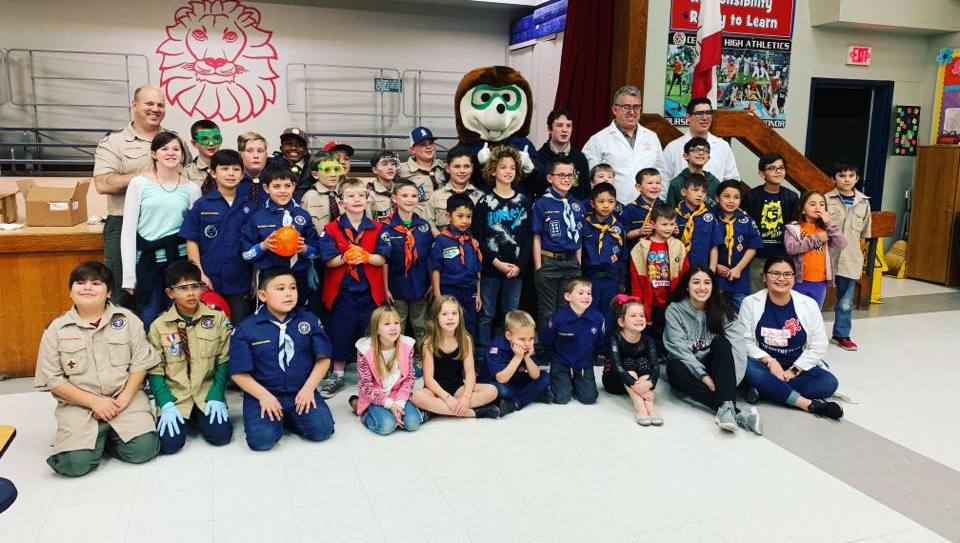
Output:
[661,132,741,185]
[583,121,666,204]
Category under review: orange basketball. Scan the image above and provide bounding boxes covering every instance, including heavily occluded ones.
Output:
[272,225,301,257]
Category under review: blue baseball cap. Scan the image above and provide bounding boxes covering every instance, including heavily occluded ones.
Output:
[410,126,436,146]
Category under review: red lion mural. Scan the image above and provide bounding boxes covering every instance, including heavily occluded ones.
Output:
[156,0,279,123]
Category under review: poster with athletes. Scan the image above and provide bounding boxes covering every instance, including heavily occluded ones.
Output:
[665,0,796,128]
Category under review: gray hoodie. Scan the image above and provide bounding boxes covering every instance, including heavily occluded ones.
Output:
[663,298,747,384]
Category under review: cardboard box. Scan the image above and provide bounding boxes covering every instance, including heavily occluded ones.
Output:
[15,178,90,227]
[0,189,17,223]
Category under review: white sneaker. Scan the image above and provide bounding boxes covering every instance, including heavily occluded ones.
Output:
[715,401,738,432]
[736,407,763,435]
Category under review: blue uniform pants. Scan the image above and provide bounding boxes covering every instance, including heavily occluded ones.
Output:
[584,271,619,337]
[493,371,551,409]
[550,362,598,405]
[159,405,232,455]
[441,284,478,337]
[242,391,335,451]
[329,291,377,363]
[744,358,839,406]
[362,403,423,435]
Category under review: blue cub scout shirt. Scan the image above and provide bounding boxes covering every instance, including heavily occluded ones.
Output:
[540,306,605,370]
[180,189,254,296]
[240,201,320,273]
[581,213,625,274]
[675,202,717,268]
[428,227,482,288]
[228,307,332,395]
[711,209,764,294]
[382,213,434,300]
[532,189,584,253]
[484,332,536,383]
[317,215,393,292]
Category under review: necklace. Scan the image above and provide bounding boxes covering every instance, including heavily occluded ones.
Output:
[155,170,182,193]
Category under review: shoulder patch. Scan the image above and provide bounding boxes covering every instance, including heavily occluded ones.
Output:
[298,321,312,334]
[111,316,126,330]
[738,215,750,224]
[380,232,391,243]
[703,213,714,222]
[294,214,307,226]
[200,316,215,329]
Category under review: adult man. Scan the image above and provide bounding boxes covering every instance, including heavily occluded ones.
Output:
[93,85,166,307]
[536,108,590,200]
[583,86,666,204]
[662,98,741,183]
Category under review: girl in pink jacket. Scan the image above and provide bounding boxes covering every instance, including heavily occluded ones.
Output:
[350,305,424,435]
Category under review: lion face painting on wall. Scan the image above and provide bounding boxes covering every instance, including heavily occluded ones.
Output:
[156,0,279,123]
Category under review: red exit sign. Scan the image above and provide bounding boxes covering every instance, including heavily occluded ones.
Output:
[847,46,872,66]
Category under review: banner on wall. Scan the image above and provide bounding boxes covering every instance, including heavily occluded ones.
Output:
[932,49,960,144]
[665,0,796,128]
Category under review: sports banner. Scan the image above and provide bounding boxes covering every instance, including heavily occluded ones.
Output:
[665,0,796,128]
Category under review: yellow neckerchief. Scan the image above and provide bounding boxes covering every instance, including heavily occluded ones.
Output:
[719,210,739,266]
[677,201,708,252]
[634,196,657,227]
[586,213,622,255]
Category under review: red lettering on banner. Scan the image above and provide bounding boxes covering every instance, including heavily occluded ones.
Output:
[670,0,795,39]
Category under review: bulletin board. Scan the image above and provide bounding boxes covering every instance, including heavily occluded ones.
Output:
[931,48,960,144]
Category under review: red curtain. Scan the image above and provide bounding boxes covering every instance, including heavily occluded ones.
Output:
[554,0,615,149]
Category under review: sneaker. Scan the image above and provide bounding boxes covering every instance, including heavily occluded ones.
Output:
[735,407,763,435]
[319,375,345,399]
[497,398,518,417]
[715,401,738,432]
[420,411,433,424]
[809,399,844,420]
[831,337,859,351]
[745,387,760,404]
[474,405,501,419]
[535,388,554,404]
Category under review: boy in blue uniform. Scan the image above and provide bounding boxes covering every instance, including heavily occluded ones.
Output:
[181,149,255,322]
[581,182,625,336]
[484,310,552,416]
[383,180,434,353]
[429,193,482,337]
[541,278,603,405]
[241,168,320,308]
[582,163,623,220]
[317,177,392,398]
[712,180,763,310]
[675,173,717,268]
[229,267,335,451]
[623,168,665,246]
[532,155,585,330]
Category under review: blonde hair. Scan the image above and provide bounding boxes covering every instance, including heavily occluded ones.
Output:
[422,295,472,360]
[367,304,402,379]
[504,310,535,333]
[338,176,367,198]
[483,145,522,183]
[237,131,267,152]
[564,277,592,294]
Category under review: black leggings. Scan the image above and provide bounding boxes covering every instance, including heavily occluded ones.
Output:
[666,335,738,411]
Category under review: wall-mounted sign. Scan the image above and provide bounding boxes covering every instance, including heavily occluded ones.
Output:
[847,46,872,66]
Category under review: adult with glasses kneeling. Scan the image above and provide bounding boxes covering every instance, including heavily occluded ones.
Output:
[738,257,844,420]
[663,266,761,434]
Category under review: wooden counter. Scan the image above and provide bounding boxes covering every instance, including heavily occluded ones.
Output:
[0,222,104,377]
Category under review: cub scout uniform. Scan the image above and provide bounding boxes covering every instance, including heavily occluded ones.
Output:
[424,183,482,231]
[397,156,445,215]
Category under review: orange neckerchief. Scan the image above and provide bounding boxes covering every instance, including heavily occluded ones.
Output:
[343,226,365,281]
[387,211,418,275]
[441,228,481,265]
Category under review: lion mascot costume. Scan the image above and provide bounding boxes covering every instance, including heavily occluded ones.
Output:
[455,66,541,193]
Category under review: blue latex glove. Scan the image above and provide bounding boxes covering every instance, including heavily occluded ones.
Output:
[156,402,184,438]
[205,400,229,425]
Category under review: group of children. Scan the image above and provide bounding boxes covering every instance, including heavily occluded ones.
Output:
[34,118,874,476]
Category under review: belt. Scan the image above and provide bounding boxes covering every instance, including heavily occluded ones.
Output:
[541,249,576,260]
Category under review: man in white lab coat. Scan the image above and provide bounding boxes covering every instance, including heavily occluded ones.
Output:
[661,97,741,184]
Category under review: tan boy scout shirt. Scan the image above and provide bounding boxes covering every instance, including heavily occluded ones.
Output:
[183,157,210,185]
[147,303,231,418]
[367,179,395,222]
[34,305,159,455]
[397,157,445,216]
[301,186,339,234]
[424,183,482,230]
[826,188,873,279]
[93,123,165,216]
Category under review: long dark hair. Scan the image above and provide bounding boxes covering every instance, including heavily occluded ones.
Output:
[150,131,190,169]
[797,190,827,228]
[668,265,735,335]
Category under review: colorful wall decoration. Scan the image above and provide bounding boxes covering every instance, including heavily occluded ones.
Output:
[893,106,920,156]
[932,48,960,144]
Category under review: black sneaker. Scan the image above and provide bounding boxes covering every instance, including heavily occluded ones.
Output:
[745,387,760,404]
[497,398,518,417]
[536,388,554,404]
[420,410,433,424]
[809,399,844,420]
[474,405,501,419]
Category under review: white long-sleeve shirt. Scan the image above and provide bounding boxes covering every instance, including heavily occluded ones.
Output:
[737,289,829,372]
[583,121,666,204]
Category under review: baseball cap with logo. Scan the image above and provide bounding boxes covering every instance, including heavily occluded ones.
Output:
[410,126,436,146]
[280,127,308,146]
[323,140,355,157]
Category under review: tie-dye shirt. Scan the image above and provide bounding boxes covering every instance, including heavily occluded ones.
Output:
[472,189,532,277]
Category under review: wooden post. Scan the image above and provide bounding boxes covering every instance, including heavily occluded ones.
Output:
[611,0,649,98]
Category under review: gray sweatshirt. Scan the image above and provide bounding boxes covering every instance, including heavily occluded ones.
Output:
[663,298,747,384]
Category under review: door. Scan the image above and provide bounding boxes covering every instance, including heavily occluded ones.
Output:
[907,146,959,284]
[805,78,894,206]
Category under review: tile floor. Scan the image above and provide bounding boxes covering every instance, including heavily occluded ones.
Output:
[0,277,957,543]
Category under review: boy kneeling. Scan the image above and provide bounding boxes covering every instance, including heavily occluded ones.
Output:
[229,267,335,451]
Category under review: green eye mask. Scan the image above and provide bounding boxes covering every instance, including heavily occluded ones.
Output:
[194,129,223,147]
[316,159,345,177]
[470,84,524,111]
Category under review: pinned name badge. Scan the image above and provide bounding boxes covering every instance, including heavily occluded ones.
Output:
[294,215,306,226]
[204,225,218,239]
[111,316,126,329]
[298,321,311,334]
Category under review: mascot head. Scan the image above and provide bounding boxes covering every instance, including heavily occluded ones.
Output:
[455,66,533,143]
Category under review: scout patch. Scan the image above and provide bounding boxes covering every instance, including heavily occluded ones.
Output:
[590,327,598,335]
[66,359,77,371]
[111,316,126,329]
[224,318,232,329]
[168,341,182,356]
[703,213,714,222]
[204,225,218,238]
[739,215,751,224]
[571,202,582,212]
[418,224,430,233]
[380,232,391,243]
[201,317,215,329]
[294,214,306,226]
[297,321,311,334]
[442,247,460,259]
[243,205,251,214]
[417,185,426,200]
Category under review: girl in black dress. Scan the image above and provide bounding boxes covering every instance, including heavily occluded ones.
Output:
[602,295,662,426]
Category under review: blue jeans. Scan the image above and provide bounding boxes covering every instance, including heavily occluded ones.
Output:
[744,358,839,406]
[478,275,523,355]
[550,362,598,405]
[137,270,173,332]
[159,405,233,455]
[362,402,423,435]
[793,280,827,308]
[242,391,335,451]
[493,371,551,409]
[724,291,747,312]
[833,276,857,338]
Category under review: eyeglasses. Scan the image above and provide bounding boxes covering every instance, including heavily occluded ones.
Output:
[765,165,787,173]
[690,110,715,118]
[765,271,795,279]
[615,103,643,112]
[550,172,577,180]
[170,282,206,293]
[376,158,400,168]
[686,146,710,155]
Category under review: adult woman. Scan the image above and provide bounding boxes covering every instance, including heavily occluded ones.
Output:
[739,257,844,419]
[121,131,200,330]
[663,266,761,434]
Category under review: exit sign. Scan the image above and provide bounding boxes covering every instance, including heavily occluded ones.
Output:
[847,46,872,66]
